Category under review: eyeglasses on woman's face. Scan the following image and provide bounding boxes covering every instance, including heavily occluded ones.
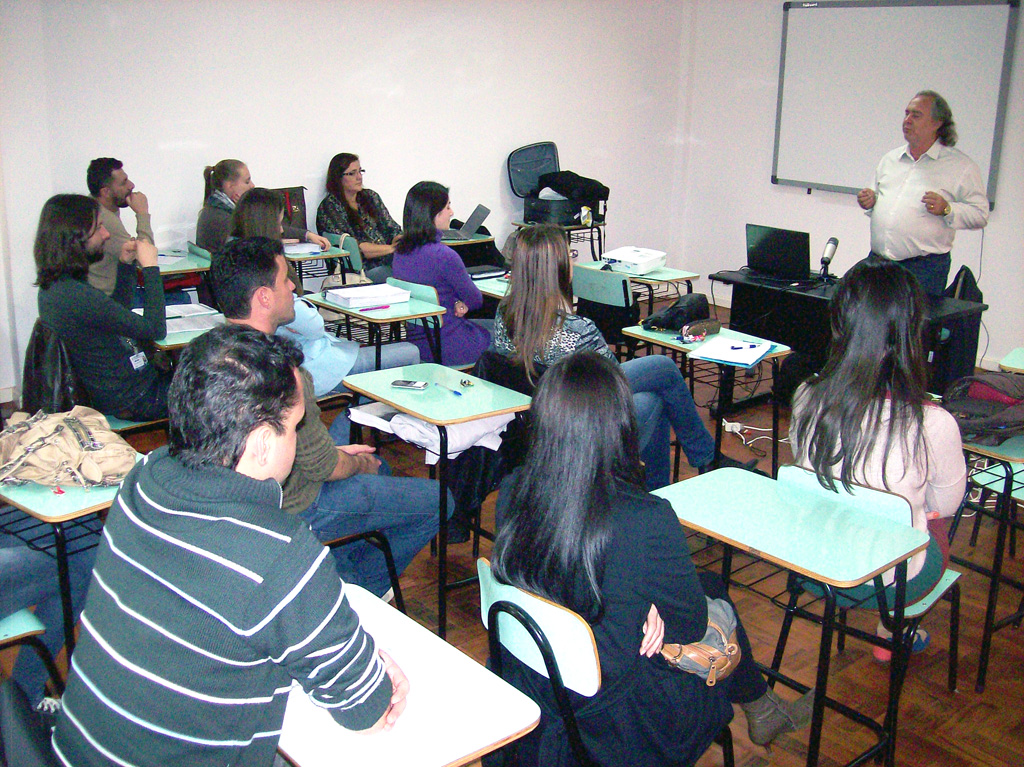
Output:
[342,168,366,177]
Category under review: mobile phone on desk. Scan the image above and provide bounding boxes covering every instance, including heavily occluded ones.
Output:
[391,380,428,390]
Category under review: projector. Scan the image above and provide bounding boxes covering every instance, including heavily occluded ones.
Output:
[600,246,667,276]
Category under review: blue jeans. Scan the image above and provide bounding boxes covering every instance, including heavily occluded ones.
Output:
[1,528,99,706]
[295,413,452,597]
[868,251,951,297]
[621,355,715,487]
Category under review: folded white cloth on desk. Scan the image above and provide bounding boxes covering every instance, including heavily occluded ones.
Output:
[349,403,514,464]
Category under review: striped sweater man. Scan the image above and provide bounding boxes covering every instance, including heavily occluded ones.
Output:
[52,444,393,765]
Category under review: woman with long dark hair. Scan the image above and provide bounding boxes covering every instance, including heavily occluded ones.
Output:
[228,188,419,396]
[196,159,329,253]
[491,224,715,488]
[391,181,491,367]
[492,351,812,765]
[316,153,402,283]
[789,257,965,658]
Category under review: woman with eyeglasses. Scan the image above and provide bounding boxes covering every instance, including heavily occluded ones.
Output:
[317,153,402,284]
[196,159,330,254]
[491,224,717,488]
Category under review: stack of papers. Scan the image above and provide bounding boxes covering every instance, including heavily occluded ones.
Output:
[283,242,322,255]
[687,335,773,368]
[325,284,411,308]
[133,304,223,334]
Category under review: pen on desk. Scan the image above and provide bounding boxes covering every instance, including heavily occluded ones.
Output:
[359,304,390,312]
[730,343,757,350]
[434,382,462,396]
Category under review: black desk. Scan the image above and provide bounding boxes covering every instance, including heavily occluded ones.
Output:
[710,270,987,393]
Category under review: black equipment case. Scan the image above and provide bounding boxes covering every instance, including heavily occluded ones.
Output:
[506,142,607,226]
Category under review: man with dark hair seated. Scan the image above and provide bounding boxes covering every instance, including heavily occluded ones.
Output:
[52,325,408,766]
[209,236,449,598]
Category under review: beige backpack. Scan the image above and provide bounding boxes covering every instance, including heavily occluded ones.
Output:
[0,407,136,488]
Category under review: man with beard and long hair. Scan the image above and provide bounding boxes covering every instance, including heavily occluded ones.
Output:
[35,193,171,419]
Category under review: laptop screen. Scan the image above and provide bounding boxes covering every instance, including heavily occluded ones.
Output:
[745,224,811,280]
[459,204,490,236]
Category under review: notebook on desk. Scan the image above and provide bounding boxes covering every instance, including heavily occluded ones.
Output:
[441,205,490,241]
[745,224,810,281]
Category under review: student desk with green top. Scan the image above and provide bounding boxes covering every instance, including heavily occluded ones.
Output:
[575,261,700,314]
[156,249,211,276]
[342,363,531,639]
[622,326,789,476]
[285,245,346,283]
[153,313,226,351]
[952,434,1024,692]
[0,479,122,656]
[474,275,510,300]
[305,292,446,370]
[654,468,929,767]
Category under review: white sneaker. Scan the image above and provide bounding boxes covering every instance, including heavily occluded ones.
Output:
[35,697,62,716]
[381,587,395,604]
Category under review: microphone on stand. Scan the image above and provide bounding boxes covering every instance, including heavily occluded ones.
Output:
[820,237,838,281]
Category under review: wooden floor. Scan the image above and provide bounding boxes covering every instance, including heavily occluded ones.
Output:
[4,326,1023,766]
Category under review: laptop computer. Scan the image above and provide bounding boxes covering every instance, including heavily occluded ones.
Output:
[745,224,811,281]
[441,204,490,241]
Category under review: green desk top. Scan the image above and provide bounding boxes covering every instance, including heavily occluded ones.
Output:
[475,276,510,299]
[154,313,225,350]
[623,325,790,360]
[575,261,699,285]
[343,363,530,426]
[999,347,1024,374]
[284,245,345,263]
[0,452,142,522]
[964,434,1024,464]
[443,233,495,247]
[653,468,928,588]
[157,249,211,275]
[306,292,446,324]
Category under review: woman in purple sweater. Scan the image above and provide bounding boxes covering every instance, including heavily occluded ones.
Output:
[392,181,492,367]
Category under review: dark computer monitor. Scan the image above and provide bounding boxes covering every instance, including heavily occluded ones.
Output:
[745,224,811,280]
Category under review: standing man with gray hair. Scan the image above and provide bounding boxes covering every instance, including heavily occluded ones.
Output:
[86,157,154,296]
[857,90,989,295]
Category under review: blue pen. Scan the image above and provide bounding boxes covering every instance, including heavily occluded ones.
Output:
[730,343,757,350]
[434,382,462,396]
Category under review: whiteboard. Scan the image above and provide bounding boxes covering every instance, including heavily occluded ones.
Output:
[772,0,1018,201]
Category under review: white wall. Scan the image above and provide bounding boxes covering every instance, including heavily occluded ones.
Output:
[0,0,689,396]
[673,0,1022,369]
[1,0,1019,401]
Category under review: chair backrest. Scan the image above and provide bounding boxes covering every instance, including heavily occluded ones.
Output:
[776,464,913,527]
[572,266,632,308]
[387,277,442,327]
[324,231,363,272]
[573,266,638,348]
[187,241,212,261]
[21,320,91,414]
[477,558,600,697]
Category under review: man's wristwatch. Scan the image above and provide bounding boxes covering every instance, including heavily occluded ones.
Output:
[942,202,952,216]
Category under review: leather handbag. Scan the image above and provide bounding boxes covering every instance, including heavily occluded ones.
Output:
[660,597,742,686]
[0,407,136,488]
[642,293,710,332]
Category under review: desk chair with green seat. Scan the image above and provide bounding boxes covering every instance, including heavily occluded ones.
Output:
[324,232,363,277]
[478,559,734,767]
[0,609,65,698]
[770,465,961,757]
[386,277,452,367]
[572,265,640,360]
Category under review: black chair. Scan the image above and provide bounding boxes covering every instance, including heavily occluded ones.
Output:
[324,532,406,613]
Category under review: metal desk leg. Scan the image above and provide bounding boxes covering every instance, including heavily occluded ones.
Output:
[976,458,1012,692]
[771,358,780,478]
[806,584,837,767]
[53,521,76,657]
[437,427,450,639]
[685,279,693,294]
[294,260,304,284]
[710,364,735,468]
[882,562,910,767]
[372,326,383,370]
[424,317,443,365]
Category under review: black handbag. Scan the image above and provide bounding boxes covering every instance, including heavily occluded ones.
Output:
[642,293,710,332]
